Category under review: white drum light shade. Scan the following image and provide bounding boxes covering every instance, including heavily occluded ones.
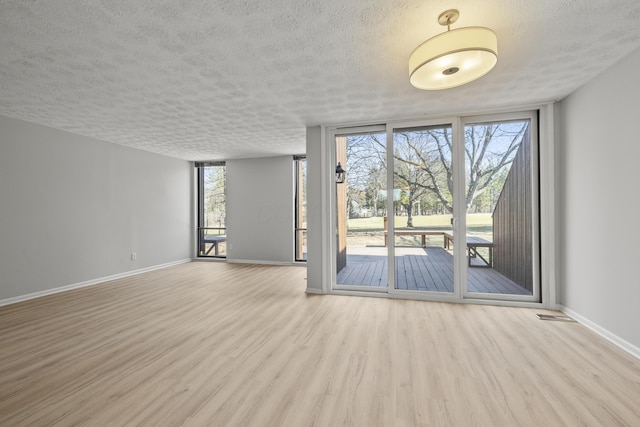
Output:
[409,26,498,90]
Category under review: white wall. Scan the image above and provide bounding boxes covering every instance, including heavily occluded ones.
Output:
[225,156,294,263]
[305,126,323,292]
[0,115,192,302]
[557,47,640,351]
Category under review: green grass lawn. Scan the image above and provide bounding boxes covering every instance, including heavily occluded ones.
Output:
[348,213,491,230]
[347,213,493,243]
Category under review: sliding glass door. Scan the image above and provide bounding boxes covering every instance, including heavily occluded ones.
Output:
[331,112,540,302]
[463,113,539,301]
[392,124,454,294]
[334,128,388,290]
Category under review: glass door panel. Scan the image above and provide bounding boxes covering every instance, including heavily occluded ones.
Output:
[463,117,539,299]
[335,131,388,289]
[294,156,307,262]
[197,163,227,258]
[392,125,454,293]
[332,112,540,300]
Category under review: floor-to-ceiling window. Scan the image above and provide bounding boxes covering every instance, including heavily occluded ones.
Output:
[294,156,307,262]
[392,123,455,294]
[334,128,388,290]
[196,162,227,258]
[462,113,539,300]
[331,111,540,302]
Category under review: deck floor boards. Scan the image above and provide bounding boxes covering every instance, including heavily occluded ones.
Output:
[337,246,532,295]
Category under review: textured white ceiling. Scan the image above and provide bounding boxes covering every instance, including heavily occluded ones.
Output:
[1,0,639,161]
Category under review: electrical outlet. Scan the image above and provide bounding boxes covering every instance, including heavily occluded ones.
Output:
[131,252,137,260]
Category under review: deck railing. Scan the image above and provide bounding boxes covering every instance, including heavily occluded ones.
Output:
[197,227,226,258]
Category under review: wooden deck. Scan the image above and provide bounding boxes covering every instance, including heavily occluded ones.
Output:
[336,246,532,295]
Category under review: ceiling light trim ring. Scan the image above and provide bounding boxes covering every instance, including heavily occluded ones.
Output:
[409,47,498,81]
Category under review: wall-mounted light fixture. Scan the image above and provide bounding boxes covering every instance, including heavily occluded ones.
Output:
[409,9,498,90]
[336,162,346,184]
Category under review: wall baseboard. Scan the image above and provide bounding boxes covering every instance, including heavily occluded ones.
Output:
[561,306,640,360]
[226,258,299,266]
[0,259,191,307]
[305,287,325,295]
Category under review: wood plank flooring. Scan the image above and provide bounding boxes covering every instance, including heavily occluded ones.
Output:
[337,246,531,294]
[1,262,639,426]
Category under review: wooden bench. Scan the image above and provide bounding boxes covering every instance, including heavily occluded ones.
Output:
[384,229,449,247]
[444,232,493,267]
[382,218,493,267]
[383,217,451,247]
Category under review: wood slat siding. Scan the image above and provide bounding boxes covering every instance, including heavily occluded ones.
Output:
[336,136,347,273]
[492,130,533,291]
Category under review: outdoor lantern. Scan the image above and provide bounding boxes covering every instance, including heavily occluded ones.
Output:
[336,162,346,184]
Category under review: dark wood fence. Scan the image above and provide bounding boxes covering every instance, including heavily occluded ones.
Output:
[492,131,533,291]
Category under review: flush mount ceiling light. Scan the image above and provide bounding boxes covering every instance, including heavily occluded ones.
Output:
[409,9,498,90]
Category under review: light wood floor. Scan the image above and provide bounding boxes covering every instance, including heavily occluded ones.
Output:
[1,262,639,426]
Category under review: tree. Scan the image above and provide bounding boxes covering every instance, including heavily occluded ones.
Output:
[392,123,528,214]
[392,134,434,226]
[204,166,226,229]
[343,122,528,222]
[364,165,386,217]
[463,123,525,211]
[345,134,386,218]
